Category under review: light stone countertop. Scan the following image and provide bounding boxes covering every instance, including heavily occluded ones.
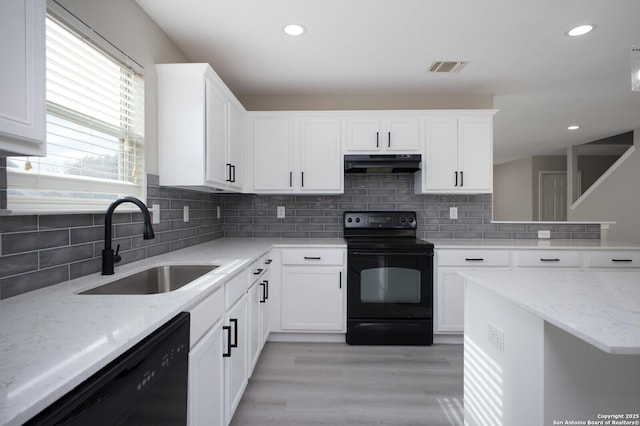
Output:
[0,238,345,426]
[459,269,640,355]
[1,237,638,425]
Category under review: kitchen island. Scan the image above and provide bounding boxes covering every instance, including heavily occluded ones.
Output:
[460,270,640,426]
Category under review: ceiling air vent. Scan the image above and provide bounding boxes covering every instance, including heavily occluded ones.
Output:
[428,61,467,73]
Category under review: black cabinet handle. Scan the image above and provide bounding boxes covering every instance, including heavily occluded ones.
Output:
[222,325,232,357]
[339,271,342,289]
[388,131,391,148]
[304,256,321,260]
[264,280,269,300]
[460,171,464,187]
[465,258,485,262]
[454,171,458,187]
[253,268,264,275]
[231,164,236,183]
[540,258,560,262]
[301,171,304,187]
[225,163,232,182]
[230,318,238,348]
[260,282,266,303]
[611,258,633,262]
[376,131,379,148]
[289,171,292,187]
[264,259,273,265]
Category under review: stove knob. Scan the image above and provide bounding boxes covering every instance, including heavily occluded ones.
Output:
[400,217,406,223]
[355,217,360,223]
[347,217,353,223]
[408,217,414,223]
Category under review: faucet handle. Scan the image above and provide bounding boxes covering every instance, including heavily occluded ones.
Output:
[114,244,121,264]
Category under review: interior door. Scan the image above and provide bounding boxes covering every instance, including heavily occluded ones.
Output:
[539,172,567,221]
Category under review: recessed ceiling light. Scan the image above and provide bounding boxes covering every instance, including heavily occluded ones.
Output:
[566,24,594,37]
[568,125,580,130]
[283,24,306,36]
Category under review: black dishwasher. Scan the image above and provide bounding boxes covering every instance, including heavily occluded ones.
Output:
[27,312,190,426]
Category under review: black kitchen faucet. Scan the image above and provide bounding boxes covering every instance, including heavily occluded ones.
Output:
[102,196,155,275]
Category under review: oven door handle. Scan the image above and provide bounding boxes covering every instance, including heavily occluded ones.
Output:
[351,251,432,256]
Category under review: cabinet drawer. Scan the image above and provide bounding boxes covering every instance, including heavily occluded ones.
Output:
[587,251,640,268]
[248,257,267,284]
[515,251,581,268]
[189,286,224,348]
[281,249,344,266]
[437,250,510,267]
[225,268,249,308]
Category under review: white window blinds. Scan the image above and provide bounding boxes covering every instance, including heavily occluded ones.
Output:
[7,10,145,212]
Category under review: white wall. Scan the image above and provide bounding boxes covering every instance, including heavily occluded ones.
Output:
[56,0,188,175]
[569,130,640,243]
[493,157,533,221]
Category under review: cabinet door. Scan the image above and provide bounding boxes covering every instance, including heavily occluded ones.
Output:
[227,102,243,189]
[345,118,380,151]
[435,268,466,333]
[205,79,228,186]
[224,294,248,425]
[385,117,421,152]
[247,281,262,375]
[188,322,224,426]
[424,116,459,190]
[260,276,271,345]
[457,116,493,191]
[281,266,344,331]
[299,118,342,192]
[253,119,294,191]
[0,0,46,156]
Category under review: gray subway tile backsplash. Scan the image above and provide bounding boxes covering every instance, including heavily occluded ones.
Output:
[0,172,601,299]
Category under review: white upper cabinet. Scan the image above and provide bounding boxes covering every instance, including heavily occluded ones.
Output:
[0,0,46,156]
[345,114,421,153]
[298,118,343,192]
[416,111,496,193]
[252,118,295,192]
[156,63,245,191]
[250,114,343,194]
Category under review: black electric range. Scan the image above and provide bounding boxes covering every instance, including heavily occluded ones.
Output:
[344,211,434,345]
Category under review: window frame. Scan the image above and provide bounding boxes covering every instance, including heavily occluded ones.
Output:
[6,0,146,214]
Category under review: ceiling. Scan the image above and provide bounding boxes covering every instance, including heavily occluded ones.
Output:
[134,0,640,164]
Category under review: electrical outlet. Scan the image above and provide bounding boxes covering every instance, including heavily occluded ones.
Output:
[538,230,551,239]
[151,204,160,224]
[487,322,504,352]
[449,207,458,220]
[183,205,189,222]
[216,206,221,219]
[277,206,285,219]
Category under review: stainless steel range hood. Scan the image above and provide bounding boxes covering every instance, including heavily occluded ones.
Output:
[344,154,422,173]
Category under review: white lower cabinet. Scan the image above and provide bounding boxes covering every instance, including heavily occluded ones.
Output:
[281,267,344,331]
[187,285,225,426]
[224,293,248,425]
[247,279,262,374]
[435,249,510,333]
[188,322,225,426]
[280,249,345,332]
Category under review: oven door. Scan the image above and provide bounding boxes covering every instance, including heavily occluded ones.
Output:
[347,248,433,320]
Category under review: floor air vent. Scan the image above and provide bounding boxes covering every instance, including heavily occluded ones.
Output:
[428,61,467,73]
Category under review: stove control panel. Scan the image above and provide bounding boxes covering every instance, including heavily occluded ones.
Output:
[344,211,417,229]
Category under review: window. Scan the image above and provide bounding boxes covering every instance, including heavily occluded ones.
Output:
[7,4,145,212]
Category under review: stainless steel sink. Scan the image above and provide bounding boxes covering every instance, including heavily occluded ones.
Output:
[80,265,218,295]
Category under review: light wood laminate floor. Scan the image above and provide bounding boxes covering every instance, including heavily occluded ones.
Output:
[230,342,463,426]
